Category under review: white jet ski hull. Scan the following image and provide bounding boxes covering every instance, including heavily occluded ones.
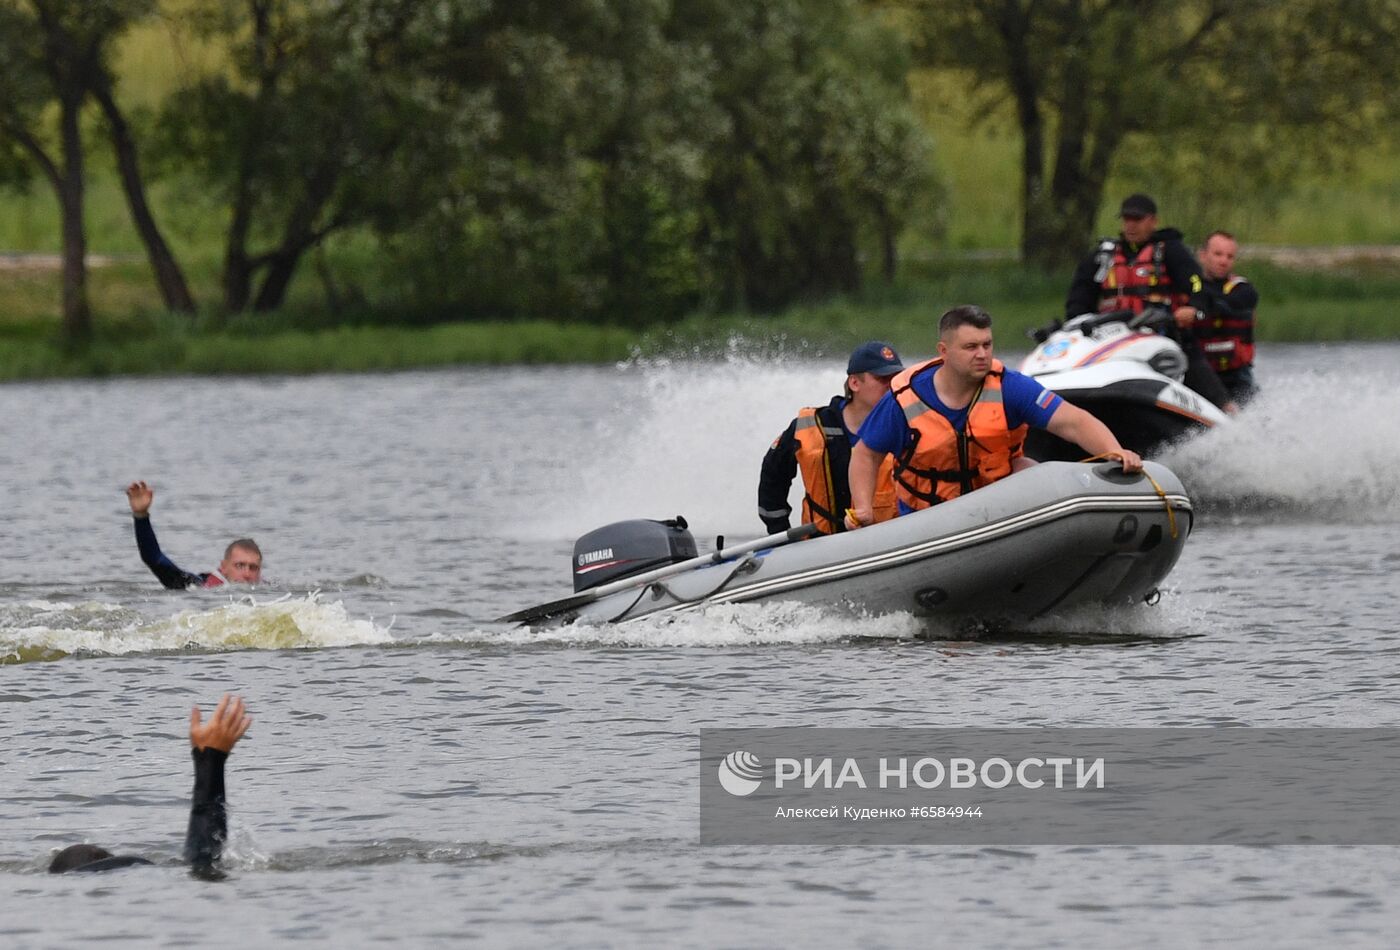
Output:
[1020,312,1230,460]
[1023,362,1227,461]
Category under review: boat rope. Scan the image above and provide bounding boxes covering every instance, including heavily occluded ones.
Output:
[1077,454,1179,540]
[609,555,762,622]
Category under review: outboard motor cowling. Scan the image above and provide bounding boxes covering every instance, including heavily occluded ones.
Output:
[572,517,698,592]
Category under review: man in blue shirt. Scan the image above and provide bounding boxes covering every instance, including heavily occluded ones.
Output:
[846,305,1142,527]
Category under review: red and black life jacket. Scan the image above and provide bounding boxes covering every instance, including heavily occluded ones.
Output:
[1099,241,1190,314]
[1196,274,1255,371]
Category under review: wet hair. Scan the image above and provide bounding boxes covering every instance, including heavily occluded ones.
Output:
[49,844,113,873]
[1203,229,1236,246]
[938,305,993,338]
[224,538,262,561]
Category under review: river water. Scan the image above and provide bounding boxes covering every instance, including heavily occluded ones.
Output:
[3,342,1399,947]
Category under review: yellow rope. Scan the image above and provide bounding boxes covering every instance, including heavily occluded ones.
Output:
[1078,453,1178,540]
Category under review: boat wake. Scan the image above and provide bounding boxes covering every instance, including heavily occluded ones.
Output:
[0,593,393,664]
[1162,360,1400,521]
[420,592,1208,650]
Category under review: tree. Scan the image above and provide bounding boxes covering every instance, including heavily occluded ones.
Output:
[897,0,1400,267]
[686,0,934,309]
[0,0,196,335]
[160,0,494,313]
[374,0,933,321]
[0,0,99,339]
[88,16,196,314]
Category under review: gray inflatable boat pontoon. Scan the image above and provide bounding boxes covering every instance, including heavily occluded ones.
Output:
[503,461,1192,628]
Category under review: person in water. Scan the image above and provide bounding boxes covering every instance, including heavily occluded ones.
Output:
[48,694,252,876]
[845,305,1143,528]
[126,481,262,588]
[757,341,906,536]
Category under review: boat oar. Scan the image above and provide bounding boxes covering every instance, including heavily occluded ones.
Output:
[498,523,820,624]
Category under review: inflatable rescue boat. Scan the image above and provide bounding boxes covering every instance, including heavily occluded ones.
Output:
[502,461,1193,629]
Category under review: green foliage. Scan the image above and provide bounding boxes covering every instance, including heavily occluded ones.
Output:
[898,0,1400,265]
[366,0,935,322]
[5,258,1396,381]
[0,316,638,379]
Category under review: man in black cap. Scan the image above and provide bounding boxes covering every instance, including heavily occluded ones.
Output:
[758,341,905,536]
[1064,193,1233,411]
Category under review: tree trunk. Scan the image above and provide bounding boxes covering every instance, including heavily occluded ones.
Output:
[251,250,301,312]
[250,167,340,312]
[223,0,279,312]
[987,1,1050,267]
[91,78,196,313]
[876,201,898,284]
[57,91,91,341]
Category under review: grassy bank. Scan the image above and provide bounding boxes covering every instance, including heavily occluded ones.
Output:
[0,317,638,380]
[3,259,1396,380]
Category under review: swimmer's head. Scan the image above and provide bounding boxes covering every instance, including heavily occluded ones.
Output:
[220,539,263,584]
[49,844,113,873]
[49,844,152,873]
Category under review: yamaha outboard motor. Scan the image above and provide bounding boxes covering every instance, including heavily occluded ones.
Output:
[572,517,698,592]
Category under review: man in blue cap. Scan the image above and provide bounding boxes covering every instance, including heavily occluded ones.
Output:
[758,341,905,536]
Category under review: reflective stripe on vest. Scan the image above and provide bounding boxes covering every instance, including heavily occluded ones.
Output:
[889,358,1028,511]
[794,406,897,534]
[1099,241,1187,314]
[1197,273,1255,371]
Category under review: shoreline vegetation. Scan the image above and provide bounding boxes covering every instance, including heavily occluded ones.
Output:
[4,5,1398,380]
[3,253,1398,381]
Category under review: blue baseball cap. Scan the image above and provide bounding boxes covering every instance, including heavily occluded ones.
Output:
[846,341,904,376]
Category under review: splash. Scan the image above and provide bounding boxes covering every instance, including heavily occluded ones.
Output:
[996,586,1213,642]
[1162,361,1400,520]
[425,600,925,648]
[523,342,878,540]
[0,594,393,664]
[436,594,1201,649]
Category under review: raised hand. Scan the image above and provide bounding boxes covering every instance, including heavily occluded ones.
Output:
[125,481,154,518]
[190,694,252,753]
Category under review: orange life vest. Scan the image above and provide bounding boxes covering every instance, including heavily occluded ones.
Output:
[889,358,1028,510]
[1196,274,1255,371]
[1099,241,1189,314]
[794,405,897,534]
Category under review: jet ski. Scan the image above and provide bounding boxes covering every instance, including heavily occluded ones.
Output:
[501,461,1192,630]
[1020,307,1229,461]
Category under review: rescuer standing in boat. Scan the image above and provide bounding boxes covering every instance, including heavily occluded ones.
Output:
[845,306,1142,528]
[758,341,906,535]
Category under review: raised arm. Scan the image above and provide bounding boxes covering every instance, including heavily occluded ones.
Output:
[127,481,204,589]
[184,694,252,877]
